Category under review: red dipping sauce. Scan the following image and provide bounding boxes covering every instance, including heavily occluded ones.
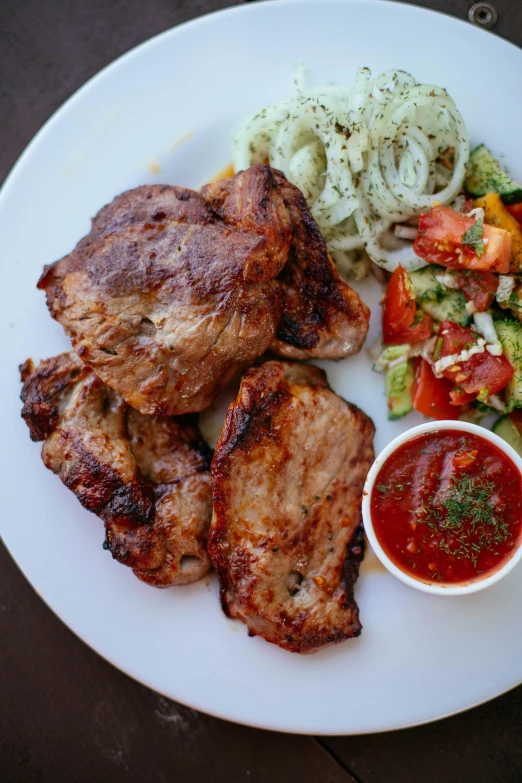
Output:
[370,430,522,584]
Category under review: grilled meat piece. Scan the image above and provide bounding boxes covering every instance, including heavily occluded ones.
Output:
[38,165,291,416]
[20,353,212,586]
[208,360,375,653]
[270,172,370,359]
[38,162,370,413]
[203,168,370,359]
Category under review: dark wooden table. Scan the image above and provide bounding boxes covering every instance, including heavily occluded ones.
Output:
[2,2,522,781]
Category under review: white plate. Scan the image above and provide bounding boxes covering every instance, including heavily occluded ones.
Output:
[1,0,522,735]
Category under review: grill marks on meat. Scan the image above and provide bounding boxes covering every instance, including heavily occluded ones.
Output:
[204,168,370,360]
[125,407,213,586]
[38,165,291,416]
[200,167,291,277]
[27,165,374,622]
[270,172,370,360]
[37,165,370,416]
[20,353,212,586]
[208,361,375,653]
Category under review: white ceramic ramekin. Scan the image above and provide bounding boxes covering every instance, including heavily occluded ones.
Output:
[362,420,522,595]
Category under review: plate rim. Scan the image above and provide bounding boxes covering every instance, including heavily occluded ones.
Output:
[4,543,521,736]
[3,0,522,202]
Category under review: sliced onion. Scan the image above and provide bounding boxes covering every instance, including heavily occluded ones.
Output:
[473,312,498,345]
[496,275,515,304]
[394,225,418,240]
[232,67,469,273]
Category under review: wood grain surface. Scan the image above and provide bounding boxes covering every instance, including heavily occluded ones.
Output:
[1,1,521,781]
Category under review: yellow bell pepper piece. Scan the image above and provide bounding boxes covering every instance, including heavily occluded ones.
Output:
[475,192,522,272]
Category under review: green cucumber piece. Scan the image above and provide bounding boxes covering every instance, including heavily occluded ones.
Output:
[465,144,522,205]
[385,360,414,420]
[495,320,522,410]
[373,344,410,372]
[409,265,469,325]
[492,416,522,457]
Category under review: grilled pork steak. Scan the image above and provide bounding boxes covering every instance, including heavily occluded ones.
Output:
[38,165,291,416]
[203,169,371,361]
[270,172,370,359]
[20,353,212,586]
[39,165,369,415]
[208,361,375,653]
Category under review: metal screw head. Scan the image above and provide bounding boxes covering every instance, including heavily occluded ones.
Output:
[468,2,498,29]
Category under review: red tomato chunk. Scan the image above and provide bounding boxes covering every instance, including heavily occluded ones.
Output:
[453,270,498,312]
[507,203,522,225]
[413,205,511,273]
[411,359,460,420]
[436,321,513,397]
[382,266,432,345]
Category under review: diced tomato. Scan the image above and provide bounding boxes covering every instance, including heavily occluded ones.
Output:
[453,449,478,469]
[454,352,513,396]
[449,388,476,406]
[453,270,498,312]
[438,320,479,357]
[413,205,512,273]
[436,320,513,396]
[506,203,522,225]
[397,312,433,344]
[382,266,433,344]
[382,266,415,340]
[411,358,461,420]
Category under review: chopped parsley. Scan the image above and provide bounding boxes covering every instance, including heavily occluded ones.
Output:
[462,219,485,258]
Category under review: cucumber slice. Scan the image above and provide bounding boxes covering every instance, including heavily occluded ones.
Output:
[495,320,522,410]
[465,144,522,205]
[492,416,522,457]
[385,360,414,420]
[373,344,410,372]
[409,265,469,325]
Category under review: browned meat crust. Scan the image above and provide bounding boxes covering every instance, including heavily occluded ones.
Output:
[37,166,370,416]
[20,353,213,586]
[270,171,370,360]
[38,165,291,416]
[208,361,375,653]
